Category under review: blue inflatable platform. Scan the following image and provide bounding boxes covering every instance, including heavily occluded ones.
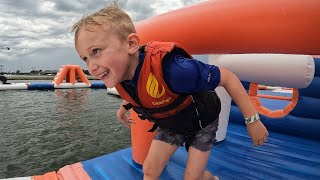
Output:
[81,122,320,180]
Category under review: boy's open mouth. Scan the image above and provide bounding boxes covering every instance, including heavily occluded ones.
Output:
[98,70,109,79]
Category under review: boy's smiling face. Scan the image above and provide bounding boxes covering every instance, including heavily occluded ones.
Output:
[75,26,139,88]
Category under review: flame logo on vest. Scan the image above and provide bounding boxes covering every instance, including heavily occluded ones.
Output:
[146,73,165,98]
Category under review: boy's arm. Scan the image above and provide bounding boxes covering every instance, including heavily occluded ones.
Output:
[219,67,268,146]
[117,100,134,128]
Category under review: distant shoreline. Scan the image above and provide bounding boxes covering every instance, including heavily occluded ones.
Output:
[5,75,98,80]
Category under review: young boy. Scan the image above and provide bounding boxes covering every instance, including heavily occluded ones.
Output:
[72,2,268,180]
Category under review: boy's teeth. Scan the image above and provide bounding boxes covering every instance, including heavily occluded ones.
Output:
[100,71,108,78]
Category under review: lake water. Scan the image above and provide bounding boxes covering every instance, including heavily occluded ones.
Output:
[0,82,131,178]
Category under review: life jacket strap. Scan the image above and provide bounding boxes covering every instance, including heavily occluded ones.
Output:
[138,114,148,120]
[148,124,158,132]
[122,103,133,110]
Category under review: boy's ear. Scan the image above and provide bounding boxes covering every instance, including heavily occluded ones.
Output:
[127,33,140,55]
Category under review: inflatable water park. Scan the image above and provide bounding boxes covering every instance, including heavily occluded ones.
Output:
[0,65,107,90]
[2,0,320,179]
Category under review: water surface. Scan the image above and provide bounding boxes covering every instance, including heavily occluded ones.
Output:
[0,87,130,178]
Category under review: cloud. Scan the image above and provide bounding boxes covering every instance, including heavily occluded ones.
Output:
[0,0,206,72]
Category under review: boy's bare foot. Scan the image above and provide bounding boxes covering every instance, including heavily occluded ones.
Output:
[203,171,219,180]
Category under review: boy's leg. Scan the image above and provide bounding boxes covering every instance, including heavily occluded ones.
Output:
[184,147,218,180]
[184,118,219,180]
[185,147,219,180]
[143,139,178,180]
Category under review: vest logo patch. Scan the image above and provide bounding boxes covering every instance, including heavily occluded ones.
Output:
[146,73,165,98]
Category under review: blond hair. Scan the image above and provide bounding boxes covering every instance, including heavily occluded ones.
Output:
[72,1,136,43]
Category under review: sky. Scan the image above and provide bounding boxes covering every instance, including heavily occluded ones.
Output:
[0,0,207,73]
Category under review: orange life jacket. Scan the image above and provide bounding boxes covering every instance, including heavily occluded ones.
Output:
[115,41,193,120]
[116,42,221,149]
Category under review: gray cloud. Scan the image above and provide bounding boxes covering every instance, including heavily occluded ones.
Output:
[0,0,205,72]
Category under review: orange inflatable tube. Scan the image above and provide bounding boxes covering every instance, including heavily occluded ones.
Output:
[136,0,320,55]
[256,94,292,101]
[32,163,91,180]
[249,83,299,118]
[130,110,156,165]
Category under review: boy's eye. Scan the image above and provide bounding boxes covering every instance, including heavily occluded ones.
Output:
[92,48,100,56]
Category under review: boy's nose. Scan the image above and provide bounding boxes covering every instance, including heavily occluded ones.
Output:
[88,61,98,74]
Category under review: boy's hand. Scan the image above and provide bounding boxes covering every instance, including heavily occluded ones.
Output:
[246,120,268,146]
[117,107,135,128]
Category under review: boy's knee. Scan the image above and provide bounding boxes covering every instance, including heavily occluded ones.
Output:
[143,160,162,178]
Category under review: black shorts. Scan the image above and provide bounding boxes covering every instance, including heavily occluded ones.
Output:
[153,118,219,152]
